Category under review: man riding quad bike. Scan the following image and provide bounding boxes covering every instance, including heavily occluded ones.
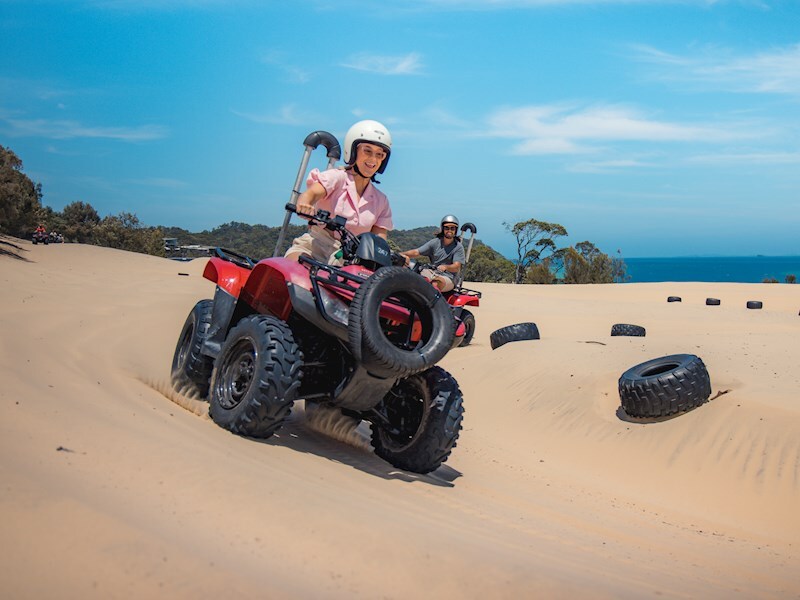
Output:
[171,204,466,474]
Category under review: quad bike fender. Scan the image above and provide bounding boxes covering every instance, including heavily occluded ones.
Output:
[240,258,313,322]
[447,293,480,308]
[203,257,250,298]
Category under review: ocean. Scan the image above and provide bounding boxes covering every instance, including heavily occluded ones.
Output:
[624,256,800,283]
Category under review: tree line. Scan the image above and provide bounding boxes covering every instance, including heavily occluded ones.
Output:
[2,144,627,284]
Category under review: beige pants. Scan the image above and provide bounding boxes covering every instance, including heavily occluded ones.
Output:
[284,226,343,265]
[419,268,455,292]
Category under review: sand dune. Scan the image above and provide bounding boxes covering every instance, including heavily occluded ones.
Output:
[2,237,799,598]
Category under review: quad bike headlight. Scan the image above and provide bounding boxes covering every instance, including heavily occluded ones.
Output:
[318,286,349,327]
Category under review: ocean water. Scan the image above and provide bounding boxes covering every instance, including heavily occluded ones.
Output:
[624,256,800,283]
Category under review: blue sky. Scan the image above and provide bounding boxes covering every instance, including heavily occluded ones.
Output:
[2,0,798,258]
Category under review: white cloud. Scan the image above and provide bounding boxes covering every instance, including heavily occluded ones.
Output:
[631,42,800,97]
[688,151,800,165]
[231,104,321,126]
[340,52,424,75]
[261,52,310,84]
[485,103,747,155]
[567,158,656,173]
[3,117,168,141]
[389,0,725,9]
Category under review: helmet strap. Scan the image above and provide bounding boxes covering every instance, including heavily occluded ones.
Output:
[351,163,380,184]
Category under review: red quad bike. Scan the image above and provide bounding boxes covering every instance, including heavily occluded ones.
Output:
[442,223,481,347]
[171,145,466,473]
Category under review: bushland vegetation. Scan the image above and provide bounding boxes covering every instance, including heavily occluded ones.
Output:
[3,143,627,284]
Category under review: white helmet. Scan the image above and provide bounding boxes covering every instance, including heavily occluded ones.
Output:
[343,119,392,174]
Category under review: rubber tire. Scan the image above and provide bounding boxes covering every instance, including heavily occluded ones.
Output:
[610,323,646,337]
[706,298,721,306]
[618,354,711,418]
[209,315,302,438]
[171,300,215,398]
[371,366,464,474]
[746,300,763,309]
[667,296,681,302]
[348,266,455,378]
[457,309,476,347]
[490,322,540,350]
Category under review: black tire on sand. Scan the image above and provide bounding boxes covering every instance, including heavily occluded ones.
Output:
[490,322,540,350]
[618,354,711,418]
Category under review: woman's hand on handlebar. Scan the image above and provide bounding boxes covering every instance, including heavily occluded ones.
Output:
[295,200,316,219]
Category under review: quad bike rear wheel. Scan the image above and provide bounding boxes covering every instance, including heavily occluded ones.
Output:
[348,266,455,378]
[171,299,215,398]
[209,315,303,438]
[371,366,464,474]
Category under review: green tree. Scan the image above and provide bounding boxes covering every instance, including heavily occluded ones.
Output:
[504,218,567,284]
[62,201,101,243]
[92,212,165,256]
[562,241,622,284]
[612,249,630,283]
[0,145,43,237]
[463,244,515,283]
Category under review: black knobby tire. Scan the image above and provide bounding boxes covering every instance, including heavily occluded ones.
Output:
[610,323,646,337]
[371,366,464,474]
[171,299,215,398]
[667,296,681,303]
[490,322,540,350]
[618,354,711,418]
[209,315,302,438]
[746,300,763,309]
[457,309,476,347]
[348,266,455,378]
[706,298,721,306]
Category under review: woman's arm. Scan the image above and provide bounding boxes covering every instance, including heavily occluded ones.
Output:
[295,182,328,217]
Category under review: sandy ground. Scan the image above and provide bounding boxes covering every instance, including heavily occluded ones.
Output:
[2,236,799,599]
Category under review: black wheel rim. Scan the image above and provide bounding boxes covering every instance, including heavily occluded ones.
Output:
[218,339,257,410]
[381,377,428,451]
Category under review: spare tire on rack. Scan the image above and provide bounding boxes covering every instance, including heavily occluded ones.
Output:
[490,322,540,350]
[618,354,711,418]
[348,266,455,378]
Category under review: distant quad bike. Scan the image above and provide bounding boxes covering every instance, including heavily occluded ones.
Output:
[409,222,481,347]
[32,230,49,245]
[172,190,467,473]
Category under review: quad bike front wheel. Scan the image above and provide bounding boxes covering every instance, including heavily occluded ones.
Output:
[371,366,464,474]
[171,299,215,398]
[209,315,303,438]
[457,309,476,347]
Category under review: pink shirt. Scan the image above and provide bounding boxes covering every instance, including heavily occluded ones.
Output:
[308,168,393,235]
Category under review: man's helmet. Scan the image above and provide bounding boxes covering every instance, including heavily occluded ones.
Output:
[440,215,459,229]
[343,120,392,174]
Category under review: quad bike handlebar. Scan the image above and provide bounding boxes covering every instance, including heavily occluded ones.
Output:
[283,202,405,267]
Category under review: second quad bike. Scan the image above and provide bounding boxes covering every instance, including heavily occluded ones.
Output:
[172,199,467,474]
